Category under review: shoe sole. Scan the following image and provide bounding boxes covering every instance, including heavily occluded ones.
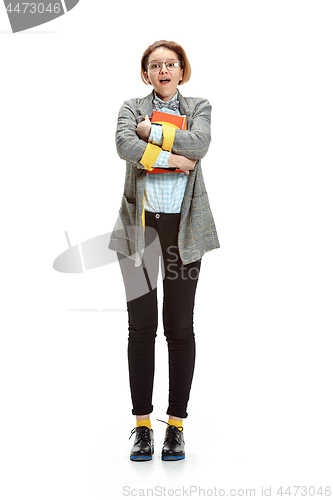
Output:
[130,447,154,461]
[161,454,185,461]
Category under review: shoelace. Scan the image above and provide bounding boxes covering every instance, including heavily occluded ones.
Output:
[157,419,184,444]
[128,425,151,442]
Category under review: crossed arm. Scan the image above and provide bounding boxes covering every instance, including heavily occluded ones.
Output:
[135,117,195,175]
[115,98,212,174]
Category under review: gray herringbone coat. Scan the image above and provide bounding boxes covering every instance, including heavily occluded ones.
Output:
[108,90,220,267]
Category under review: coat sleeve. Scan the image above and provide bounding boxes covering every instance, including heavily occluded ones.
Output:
[115,100,155,166]
[172,99,212,160]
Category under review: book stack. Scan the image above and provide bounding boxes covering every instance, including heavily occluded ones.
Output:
[147,111,187,174]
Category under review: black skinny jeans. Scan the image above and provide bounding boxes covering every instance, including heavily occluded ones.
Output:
[117,211,201,418]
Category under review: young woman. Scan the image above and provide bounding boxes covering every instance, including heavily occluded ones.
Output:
[109,40,220,461]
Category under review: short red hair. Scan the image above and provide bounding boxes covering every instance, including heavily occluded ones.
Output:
[141,40,191,86]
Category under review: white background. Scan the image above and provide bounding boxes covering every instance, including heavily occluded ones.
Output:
[1,1,332,499]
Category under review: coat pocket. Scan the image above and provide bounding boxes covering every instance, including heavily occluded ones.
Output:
[190,192,214,238]
[119,194,137,227]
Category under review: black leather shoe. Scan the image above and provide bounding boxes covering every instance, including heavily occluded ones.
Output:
[158,419,185,461]
[129,426,154,461]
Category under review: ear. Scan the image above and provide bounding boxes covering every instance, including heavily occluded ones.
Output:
[144,71,151,85]
[179,68,184,84]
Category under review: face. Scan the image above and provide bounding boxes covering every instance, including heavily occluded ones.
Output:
[145,47,184,102]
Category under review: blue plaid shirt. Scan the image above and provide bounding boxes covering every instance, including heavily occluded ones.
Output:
[144,91,188,213]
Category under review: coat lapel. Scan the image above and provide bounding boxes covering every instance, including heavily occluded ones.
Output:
[178,92,193,130]
[137,91,154,119]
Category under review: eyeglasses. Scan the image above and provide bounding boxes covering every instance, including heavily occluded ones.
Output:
[147,60,181,72]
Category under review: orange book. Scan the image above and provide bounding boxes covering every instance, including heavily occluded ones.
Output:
[147,111,187,174]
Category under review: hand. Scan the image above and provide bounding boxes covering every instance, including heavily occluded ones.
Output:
[136,115,152,141]
[168,153,196,176]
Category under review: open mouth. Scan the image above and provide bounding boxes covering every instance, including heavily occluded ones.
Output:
[159,78,171,84]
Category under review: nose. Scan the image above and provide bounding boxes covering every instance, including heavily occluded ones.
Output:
[159,62,168,73]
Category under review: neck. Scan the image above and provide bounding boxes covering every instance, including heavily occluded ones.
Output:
[154,90,177,102]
